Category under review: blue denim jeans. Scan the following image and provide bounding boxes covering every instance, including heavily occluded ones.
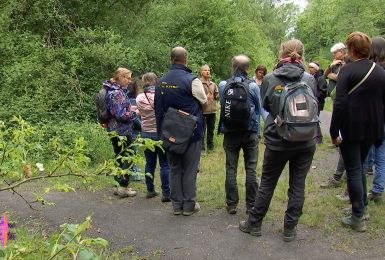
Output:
[141,132,170,197]
[373,138,385,193]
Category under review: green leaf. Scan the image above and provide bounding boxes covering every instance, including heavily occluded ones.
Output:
[81,238,109,247]
[77,249,98,260]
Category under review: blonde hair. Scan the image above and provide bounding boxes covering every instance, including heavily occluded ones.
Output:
[111,67,132,82]
[142,72,157,87]
[200,64,210,76]
[279,39,304,61]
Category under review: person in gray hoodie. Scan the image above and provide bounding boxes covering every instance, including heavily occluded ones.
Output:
[239,39,317,242]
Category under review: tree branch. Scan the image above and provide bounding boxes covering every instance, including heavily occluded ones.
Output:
[3,180,41,211]
[0,173,86,191]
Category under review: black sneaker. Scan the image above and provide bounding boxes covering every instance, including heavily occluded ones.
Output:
[183,202,200,216]
[146,190,159,199]
[239,220,261,236]
[161,196,171,202]
[283,227,297,242]
[226,205,237,214]
[173,209,182,216]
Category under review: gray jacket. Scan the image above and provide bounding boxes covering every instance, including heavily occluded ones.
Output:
[261,62,317,151]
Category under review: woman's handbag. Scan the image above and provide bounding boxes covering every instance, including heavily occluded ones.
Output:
[161,107,197,154]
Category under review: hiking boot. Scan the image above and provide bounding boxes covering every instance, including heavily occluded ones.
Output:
[226,205,237,215]
[113,187,137,198]
[366,166,374,176]
[183,202,200,216]
[161,196,171,202]
[341,206,370,220]
[368,190,382,203]
[283,227,297,242]
[239,220,261,237]
[320,176,342,188]
[336,188,350,202]
[341,215,366,232]
[146,190,159,199]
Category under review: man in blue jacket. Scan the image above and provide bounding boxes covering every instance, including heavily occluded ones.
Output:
[155,46,207,216]
[219,54,264,214]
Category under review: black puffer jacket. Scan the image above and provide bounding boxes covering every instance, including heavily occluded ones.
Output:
[261,62,317,151]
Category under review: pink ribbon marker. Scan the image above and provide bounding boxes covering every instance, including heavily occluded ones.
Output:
[0,214,8,248]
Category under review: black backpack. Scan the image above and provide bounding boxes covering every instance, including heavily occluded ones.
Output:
[275,80,319,142]
[95,86,111,124]
[220,78,251,130]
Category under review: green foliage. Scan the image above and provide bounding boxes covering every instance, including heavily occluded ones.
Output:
[0,0,295,123]
[49,216,108,259]
[0,216,110,259]
[295,0,385,64]
[0,117,160,204]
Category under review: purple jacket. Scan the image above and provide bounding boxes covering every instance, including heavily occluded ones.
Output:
[103,80,137,136]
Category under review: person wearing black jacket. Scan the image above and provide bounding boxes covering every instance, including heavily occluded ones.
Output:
[330,32,385,232]
[239,39,317,242]
[309,61,327,143]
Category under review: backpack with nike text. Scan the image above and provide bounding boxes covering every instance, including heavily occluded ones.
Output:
[274,78,319,142]
[220,78,251,130]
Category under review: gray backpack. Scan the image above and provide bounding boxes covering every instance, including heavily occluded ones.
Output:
[274,80,319,142]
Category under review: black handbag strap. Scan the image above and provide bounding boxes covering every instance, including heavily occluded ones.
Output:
[144,92,154,109]
[348,62,376,95]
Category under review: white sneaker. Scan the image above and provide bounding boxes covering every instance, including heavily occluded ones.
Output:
[113,187,137,198]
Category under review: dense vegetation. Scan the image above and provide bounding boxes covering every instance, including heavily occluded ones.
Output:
[0,0,297,123]
[295,0,385,66]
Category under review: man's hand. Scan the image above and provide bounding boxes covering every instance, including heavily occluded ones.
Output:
[331,59,343,66]
[207,93,214,101]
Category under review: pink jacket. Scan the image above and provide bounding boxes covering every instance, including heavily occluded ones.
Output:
[136,88,157,133]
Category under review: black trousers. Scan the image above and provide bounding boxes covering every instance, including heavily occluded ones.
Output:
[248,145,316,228]
[202,113,216,150]
[339,141,371,217]
[111,136,133,187]
[223,131,259,210]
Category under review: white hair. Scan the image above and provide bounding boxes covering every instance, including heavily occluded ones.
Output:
[330,42,346,53]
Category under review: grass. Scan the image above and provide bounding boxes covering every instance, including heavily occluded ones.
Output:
[195,132,385,239]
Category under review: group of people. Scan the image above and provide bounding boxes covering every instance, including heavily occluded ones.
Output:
[100,31,385,241]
